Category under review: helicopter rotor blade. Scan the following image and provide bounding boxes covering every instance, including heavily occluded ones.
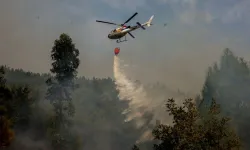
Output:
[96,20,120,26]
[122,12,138,25]
[128,32,135,38]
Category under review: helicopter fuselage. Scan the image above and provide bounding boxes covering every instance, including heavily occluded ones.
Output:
[107,26,138,39]
[96,12,154,42]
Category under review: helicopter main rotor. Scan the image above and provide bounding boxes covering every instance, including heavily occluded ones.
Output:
[96,12,138,27]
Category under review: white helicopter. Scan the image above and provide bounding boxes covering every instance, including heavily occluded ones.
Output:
[96,12,154,43]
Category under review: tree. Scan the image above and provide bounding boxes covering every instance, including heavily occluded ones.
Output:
[201,48,250,112]
[200,48,250,148]
[0,66,6,85]
[152,98,241,150]
[46,33,80,150]
[0,66,15,148]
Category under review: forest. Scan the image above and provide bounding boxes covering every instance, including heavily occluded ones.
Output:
[1,33,250,150]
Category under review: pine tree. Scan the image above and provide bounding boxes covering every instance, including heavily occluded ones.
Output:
[46,33,80,150]
[200,48,250,148]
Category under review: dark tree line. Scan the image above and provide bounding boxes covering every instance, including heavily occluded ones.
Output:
[0,66,35,149]
[199,48,250,149]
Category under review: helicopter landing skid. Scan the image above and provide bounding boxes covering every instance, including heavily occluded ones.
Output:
[116,39,127,43]
[116,36,127,43]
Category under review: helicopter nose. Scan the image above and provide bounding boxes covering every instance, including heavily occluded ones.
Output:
[108,34,111,38]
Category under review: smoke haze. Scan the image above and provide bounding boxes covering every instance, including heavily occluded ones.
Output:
[2,1,250,149]
[113,55,188,143]
[1,0,250,96]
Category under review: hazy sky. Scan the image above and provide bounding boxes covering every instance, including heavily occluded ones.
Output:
[1,0,250,94]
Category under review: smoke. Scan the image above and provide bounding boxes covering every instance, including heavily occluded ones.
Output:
[113,56,170,143]
[10,133,51,150]
[113,55,192,143]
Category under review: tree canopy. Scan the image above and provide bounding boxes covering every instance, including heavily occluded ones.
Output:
[199,48,250,149]
[152,98,241,150]
[46,33,80,150]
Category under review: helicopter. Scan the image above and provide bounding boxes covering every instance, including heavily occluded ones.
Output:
[96,12,154,43]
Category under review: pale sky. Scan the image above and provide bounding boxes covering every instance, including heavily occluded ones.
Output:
[1,0,250,94]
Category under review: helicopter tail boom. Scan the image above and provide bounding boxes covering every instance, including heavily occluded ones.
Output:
[142,15,154,27]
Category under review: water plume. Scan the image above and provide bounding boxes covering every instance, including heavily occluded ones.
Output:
[113,56,155,143]
[113,56,149,127]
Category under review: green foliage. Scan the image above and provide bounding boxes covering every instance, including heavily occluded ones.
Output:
[152,98,241,150]
[50,33,80,84]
